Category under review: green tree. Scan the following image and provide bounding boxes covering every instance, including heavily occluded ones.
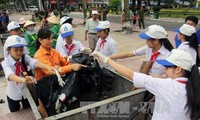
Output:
[109,0,121,15]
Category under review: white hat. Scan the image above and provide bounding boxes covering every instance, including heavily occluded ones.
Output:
[60,23,74,38]
[156,49,195,71]
[24,20,36,28]
[47,15,60,24]
[18,17,26,24]
[177,24,196,36]
[139,25,167,39]
[7,22,20,31]
[60,16,73,25]
[92,10,98,15]
[95,21,110,31]
[5,35,26,49]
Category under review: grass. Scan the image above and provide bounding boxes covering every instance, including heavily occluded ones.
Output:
[151,8,200,18]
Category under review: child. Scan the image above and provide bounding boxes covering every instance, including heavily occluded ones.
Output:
[34,28,84,81]
[4,22,29,58]
[132,12,137,29]
[109,25,174,76]
[176,24,199,65]
[93,49,200,120]
[95,21,118,56]
[1,35,54,112]
[56,23,86,59]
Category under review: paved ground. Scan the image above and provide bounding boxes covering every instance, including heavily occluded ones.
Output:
[0,12,177,119]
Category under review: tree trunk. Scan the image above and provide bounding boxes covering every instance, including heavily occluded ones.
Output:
[82,0,87,24]
[19,0,27,11]
[137,0,141,10]
[132,0,136,12]
[124,0,129,21]
[158,0,161,6]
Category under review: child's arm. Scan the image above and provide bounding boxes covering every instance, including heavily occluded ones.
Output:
[35,61,55,74]
[9,74,36,83]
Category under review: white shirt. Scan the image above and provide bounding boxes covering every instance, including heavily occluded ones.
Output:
[133,72,189,120]
[56,38,84,57]
[85,18,99,33]
[177,41,197,62]
[133,45,170,76]
[1,54,37,100]
[55,34,63,51]
[4,37,29,58]
[95,35,118,56]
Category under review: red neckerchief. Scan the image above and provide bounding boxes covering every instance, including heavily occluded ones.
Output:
[150,50,160,62]
[177,80,187,84]
[100,39,106,49]
[15,62,26,85]
[65,44,75,55]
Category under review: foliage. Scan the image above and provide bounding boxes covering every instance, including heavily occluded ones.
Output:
[109,0,121,15]
[153,6,161,12]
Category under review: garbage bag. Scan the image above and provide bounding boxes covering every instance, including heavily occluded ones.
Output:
[36,74,60,116]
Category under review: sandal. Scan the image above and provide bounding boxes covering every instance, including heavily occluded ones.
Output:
[0,99,5,104]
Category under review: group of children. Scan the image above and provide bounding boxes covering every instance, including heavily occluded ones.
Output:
[0,12,200,119]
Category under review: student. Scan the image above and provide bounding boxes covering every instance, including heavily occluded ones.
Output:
[47,15,60,48]
[95,21,117,56]
[93,49,200,120]
[132,12,137,29]
[56,23,85,58]
[1,35,54,112]
[55,16,74,52]
[4,22,29,58]
[34,29,84,81]
[174,16,198,48]
[24,20,37,57]
[109,25,174,76]
[176,24,199,64]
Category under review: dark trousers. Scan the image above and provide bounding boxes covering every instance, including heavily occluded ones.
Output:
[7,96,30,112]
[138,18,145,29]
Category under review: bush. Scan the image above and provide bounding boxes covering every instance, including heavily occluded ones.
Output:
[153,6,161,12]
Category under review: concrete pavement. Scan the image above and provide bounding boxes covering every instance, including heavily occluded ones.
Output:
[0,13,177,119]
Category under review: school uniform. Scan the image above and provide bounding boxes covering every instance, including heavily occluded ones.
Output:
[95,35,117,56]
[56,38,84,57]
[133,72,189,120]
[177,41,197,62]
[133,45,171,76]
[2,54,37,112]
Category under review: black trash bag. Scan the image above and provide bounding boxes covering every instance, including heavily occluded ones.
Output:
[59,71,80,112]
[71,53,115,98]
[36,74,61,116]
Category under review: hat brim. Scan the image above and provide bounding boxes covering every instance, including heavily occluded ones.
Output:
[139,33,152,40]
[10,26,20,31]
[174,28,180,33]
[61,31,74,38]
[9,44,26,48]
[156,59,176,67]
[95,28,103,31]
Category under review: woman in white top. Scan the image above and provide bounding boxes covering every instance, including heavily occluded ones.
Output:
[2,35,54,112]
[93,49,200,120]
[176,24,199,65]
[109,25,174,76]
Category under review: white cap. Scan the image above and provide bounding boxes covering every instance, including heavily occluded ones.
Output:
[60,16,73,25]
[95,21,110,31]
[139,25,167,39]
[178,24,196,36]
[157,49,195,71]
[7,22,20,31]
[60,23,74,38]
[5,35,26,49]
[92,10,98,15]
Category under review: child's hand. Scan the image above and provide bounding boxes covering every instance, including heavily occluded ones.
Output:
[25,76,37,84]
